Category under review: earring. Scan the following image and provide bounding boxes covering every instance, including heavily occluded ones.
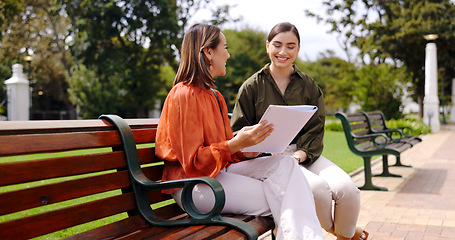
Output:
[209,59,213,65]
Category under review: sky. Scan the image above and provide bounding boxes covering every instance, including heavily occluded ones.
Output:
[189,0,346,62]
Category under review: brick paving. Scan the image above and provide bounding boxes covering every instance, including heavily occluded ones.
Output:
[262,126,455,240]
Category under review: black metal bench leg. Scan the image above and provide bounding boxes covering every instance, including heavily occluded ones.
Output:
[390,156,412,168]
[374,155,402,178]
[359,156,388,191]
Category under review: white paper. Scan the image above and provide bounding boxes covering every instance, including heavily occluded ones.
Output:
[241,105,318,153]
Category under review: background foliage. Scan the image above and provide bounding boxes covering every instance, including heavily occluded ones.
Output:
[307,0,455,117]
[0,0,453,121]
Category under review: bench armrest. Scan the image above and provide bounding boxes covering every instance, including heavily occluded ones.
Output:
[100,114,259,240]
[373,128,405,141]
[134,174,225,222]
[396,126,414,138]
[352,132,389,148]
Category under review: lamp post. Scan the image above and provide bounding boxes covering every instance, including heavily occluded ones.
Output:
[440,68,446,124]
[24,55,32,80]
[423,34,440,132]
[451,78,455,123]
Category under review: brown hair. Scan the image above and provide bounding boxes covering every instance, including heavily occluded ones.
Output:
[267,22,300,44]
[173,24,221,89]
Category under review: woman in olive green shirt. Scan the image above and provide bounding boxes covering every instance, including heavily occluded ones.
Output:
[231,22,368,240]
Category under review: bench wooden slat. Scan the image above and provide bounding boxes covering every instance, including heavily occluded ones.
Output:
[213,216,275,239]
[1,151,124,186]
[0,193,136,240]
[0,170,130,215]
[181,225,233,239]
[66,214,151,240]
[0,165,169,216]
[66,206,188,240]
[0,131,122,156]
[350,122,369,131]
[0,119,159,135]
[0,147,157,187]
[0,128,156,157]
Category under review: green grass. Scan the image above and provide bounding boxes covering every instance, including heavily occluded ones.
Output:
[322,131,363,173]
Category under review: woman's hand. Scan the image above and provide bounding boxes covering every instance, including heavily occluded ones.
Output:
[227,121,274,154]
[292,150,307,163]
[242,152,261,159]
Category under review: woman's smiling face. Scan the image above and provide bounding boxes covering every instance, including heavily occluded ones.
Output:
[209,32,230,78]
[266,31,300,69]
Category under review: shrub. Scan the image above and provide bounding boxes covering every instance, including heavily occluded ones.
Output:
[386,117,431,136]
[325,121,343,132]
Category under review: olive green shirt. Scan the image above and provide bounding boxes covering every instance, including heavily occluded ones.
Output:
[230,64,326,164]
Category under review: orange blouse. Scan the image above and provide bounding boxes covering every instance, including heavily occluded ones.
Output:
[155,82,246,194]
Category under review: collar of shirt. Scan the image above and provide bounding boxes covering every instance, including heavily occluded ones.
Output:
[259,63,306,103]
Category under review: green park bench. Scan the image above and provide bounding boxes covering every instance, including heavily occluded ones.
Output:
[363,110,422,165]
[335,111,421,191]
[0,115,274,240]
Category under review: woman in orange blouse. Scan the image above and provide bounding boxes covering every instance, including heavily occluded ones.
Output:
[155,23,323,240]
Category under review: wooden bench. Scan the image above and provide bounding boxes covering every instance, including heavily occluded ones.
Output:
[363,110,422,167]
[0,115,274,240]
[335,112,421,191]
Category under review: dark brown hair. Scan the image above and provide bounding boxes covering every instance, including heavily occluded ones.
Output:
[267,22,300,44]
[174,24,221,89]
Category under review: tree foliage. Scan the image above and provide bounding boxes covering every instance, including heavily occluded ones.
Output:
[0,0,23,41]
[69,64,123,119]
[297,52,357,114]
[216,28,269,110]
[307,0,455,116]
[354,63,412,119]
[1,0,234,119]
[297,53,412,119]
[62,0,236,118]
[0,0,75,119]
[62,0,183,118]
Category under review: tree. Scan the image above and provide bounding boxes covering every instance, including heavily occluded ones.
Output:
[307,0,455,117]
[61,0,181,118]
[296,52,357,114]
[0,0,23,41]
[0,0,76,119]
[1,0,236,119]
[62,0,237,118]
[216,28,269,110]
[353,63,412,119]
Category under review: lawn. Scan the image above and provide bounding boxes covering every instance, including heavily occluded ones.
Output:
[322,131,363,174]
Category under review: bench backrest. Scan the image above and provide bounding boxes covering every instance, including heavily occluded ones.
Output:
[0,118,184,239]
[363,111,387,132]
[335,112,381,154]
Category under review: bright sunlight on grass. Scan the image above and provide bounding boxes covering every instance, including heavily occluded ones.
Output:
[322,131,363,174]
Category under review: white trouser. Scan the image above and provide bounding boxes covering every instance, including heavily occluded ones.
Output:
[173,155,323,240]
[284,145,361,238]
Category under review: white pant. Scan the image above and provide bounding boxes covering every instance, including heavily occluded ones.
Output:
[284,145,361,238]
[173,155,323,240]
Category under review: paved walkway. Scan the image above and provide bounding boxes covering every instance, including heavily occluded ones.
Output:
[328,127,455,240]
[262,126,455,240]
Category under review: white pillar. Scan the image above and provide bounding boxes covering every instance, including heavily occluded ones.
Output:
[423,42,440,132]
[5,64,30,121]
[451,78,455,123]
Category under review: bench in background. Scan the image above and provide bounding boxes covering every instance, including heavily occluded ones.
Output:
[363,111,422,167]
[335,112,421,191]
[0,116,274,240]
